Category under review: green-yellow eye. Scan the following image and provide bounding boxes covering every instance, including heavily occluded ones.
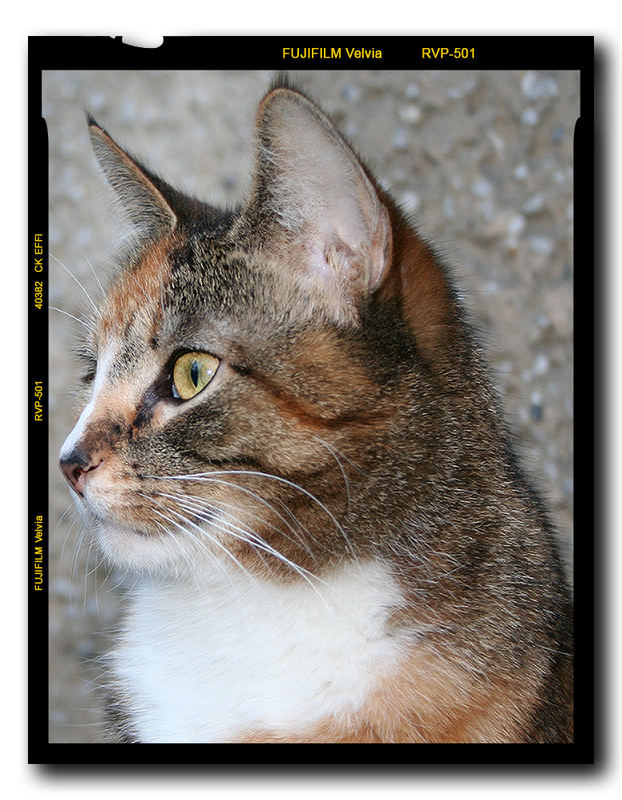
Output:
[172,351,220,400]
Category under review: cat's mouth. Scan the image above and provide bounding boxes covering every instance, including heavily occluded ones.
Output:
[80,484,225,570]
[77,484,169,540]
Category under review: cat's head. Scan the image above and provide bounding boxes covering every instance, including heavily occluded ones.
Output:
[59,86,460,578]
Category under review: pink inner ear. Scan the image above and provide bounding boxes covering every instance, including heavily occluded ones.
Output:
[294,238,355,324]
[311,194,392,299]
[310,248,332,283]
[305,240,344,301]
[308,238,356,286]
[301,221,390,322]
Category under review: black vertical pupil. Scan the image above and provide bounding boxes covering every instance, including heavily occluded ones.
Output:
[190,360,200,387]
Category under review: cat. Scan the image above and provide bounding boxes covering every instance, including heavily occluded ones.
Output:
[59,82,573,744]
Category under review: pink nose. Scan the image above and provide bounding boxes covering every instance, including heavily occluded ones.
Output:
[60,450,104,496]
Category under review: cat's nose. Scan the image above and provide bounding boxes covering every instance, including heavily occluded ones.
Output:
[60,449,104,496]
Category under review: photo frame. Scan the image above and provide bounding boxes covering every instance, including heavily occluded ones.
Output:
[28,35,593,765]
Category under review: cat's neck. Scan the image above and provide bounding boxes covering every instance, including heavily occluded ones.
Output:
[112,557,408,742]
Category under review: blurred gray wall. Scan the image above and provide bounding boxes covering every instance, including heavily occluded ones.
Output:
[44,69,577,742]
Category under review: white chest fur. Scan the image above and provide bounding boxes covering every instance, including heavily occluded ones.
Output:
[111,560,406,742]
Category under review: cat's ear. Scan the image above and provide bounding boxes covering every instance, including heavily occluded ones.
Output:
[252,87,392,320]
[87,116,177,239]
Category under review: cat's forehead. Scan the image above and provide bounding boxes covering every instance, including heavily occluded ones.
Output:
[163,231,262,314]
[97,227,274,360]
[100,237,175,345]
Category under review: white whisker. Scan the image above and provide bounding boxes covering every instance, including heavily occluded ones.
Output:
[311,435,368,476]
[146,496,263,591]
[313,436,352,509]
[211,513,331,608]
[81,248,105,296]
[147,469,351,554]
[49,305,94,332]
[50,252,102,318]
[148,489,330,606]
[158,489,315,559]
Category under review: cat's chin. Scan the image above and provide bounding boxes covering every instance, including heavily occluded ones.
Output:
[94,520,191,575]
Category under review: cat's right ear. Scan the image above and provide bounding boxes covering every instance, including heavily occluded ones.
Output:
[249,87,392,324]
[87,116,177,239]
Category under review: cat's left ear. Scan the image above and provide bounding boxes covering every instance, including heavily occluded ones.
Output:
[87,116,178,239]
[252,87,392,321]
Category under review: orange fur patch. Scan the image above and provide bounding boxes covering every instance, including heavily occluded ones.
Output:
[100,237,178,344]
[233,641,538,744]
[378,218,454,365]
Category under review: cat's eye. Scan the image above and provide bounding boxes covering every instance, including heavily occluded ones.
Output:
[172,352,220,400]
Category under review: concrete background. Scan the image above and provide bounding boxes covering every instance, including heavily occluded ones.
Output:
[43,69,577,743]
